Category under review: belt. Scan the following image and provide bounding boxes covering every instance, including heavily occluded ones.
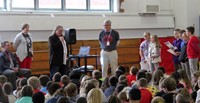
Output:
[103,49,115,52]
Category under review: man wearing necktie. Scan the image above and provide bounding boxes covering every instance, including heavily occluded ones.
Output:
[99,20,120,78]
[0,41,31,89]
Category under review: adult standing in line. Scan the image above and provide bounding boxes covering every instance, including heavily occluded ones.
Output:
[48,25,69,80]
[139,32,150,72]
[99,20,120,78]
[13,23,33,69]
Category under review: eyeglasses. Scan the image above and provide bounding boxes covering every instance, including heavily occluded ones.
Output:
[103,25,111,26]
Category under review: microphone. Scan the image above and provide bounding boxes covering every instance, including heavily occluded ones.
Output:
[59,34,63,37]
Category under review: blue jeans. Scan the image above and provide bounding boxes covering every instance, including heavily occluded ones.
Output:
[150,62,159,73]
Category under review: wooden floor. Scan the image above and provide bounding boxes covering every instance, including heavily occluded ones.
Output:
[30,38,141,75]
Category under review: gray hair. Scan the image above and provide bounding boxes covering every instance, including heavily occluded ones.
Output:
[103,19,112,25]
[51,25,63,35]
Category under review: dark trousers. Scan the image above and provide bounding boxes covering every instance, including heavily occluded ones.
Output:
[2,68,31,90]
[50,63,69,80]
[174,62,182,71]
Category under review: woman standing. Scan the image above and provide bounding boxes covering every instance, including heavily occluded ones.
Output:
[148,35,161,73]
[13,23,33,69]
[48,25,69,80]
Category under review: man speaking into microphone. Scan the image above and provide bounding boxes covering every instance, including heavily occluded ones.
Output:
[99,20,120,78]
[48,25,69,80]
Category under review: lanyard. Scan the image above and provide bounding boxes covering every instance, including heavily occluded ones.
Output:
[104,30,112,41]
[23,33,32,47]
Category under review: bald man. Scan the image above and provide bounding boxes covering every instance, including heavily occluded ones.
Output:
[99,20,120,78]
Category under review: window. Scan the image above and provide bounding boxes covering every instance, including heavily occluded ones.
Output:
[12,0,34,8]
[8,0,112,11]
[39,0,61,9]
[66,0,86,10]
[0,0,5,8]
[90,0,110,10]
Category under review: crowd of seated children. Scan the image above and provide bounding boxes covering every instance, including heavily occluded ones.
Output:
[1,64,200,103]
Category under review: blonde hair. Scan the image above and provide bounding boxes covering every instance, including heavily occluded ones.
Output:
[144,32,150,36]
[117,91,128,102]
[27,76,40,89]
[176,88,192,103]
[151,35,161,48]
[87,88,102,103]
[54,88,67,97]
[182,32,187,36]
[182,32,189,39]
[193,71,200,79]
[151,96,165,103]
[64,83,77,97]
[51,25,63,35]
[89,79,99,88]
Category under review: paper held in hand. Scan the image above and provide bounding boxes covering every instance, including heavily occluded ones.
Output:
[164,41,177,55]
[164,41,177,50]
[140,61,150,71]
[167,49,176,55]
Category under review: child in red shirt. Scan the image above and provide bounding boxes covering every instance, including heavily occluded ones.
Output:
[186,26,200,75]
[138,78,152,103]
[126,66,138,86]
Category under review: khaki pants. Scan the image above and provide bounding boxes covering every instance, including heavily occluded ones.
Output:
[189,58,199,76]
[199,61,200,70]
[100,50,118,78]
[181,61,191,80]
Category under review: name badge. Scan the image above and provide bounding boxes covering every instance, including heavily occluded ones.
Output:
[29,48,32,52]
[107,41,110,46]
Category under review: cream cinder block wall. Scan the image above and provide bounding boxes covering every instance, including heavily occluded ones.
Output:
[171,0,200,36]
[2,0,199,42]
[186,0,200,35]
